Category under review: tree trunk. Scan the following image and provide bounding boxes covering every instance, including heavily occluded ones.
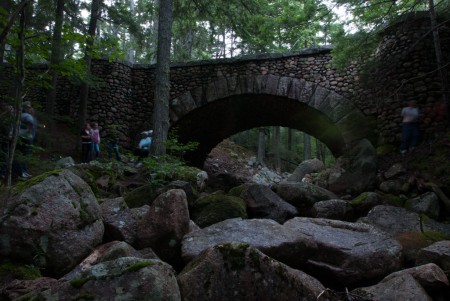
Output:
[6,6,26,187]
[151,0,173,156]
[257,127,265,165]
[287,128,292,171]
[428,0,450,126]
[0,0,32,46]
[78,0,102,131]
[273,126,281,171]
[303,133,311,160]
[45,0,65,116]
[0,0,13,63]
[128,0,135,63]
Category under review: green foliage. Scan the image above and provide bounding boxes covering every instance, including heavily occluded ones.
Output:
[142,155,201,188]
[141,131,200,187]
[69,276,93,289]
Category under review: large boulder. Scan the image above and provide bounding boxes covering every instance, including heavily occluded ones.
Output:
[61,241,152,280]
[327,139,377,196]
[0,170,104,276]
[181,218,317,268]
[123,184,159,208]
[405,192,441,220]
[284,217,403,287]
[287,158,325,182]
[100,197,139,245]
[417,240,450,272]
[349,192,383,218]
[177,243,326,301]
[273,182,337,215]
[352,273,432,301]
[190,191,247,227]
[359,206,450,265]
[311,199,354,221]
[358,205,450,238]
[135,189,190,266]
[26,257,181,301]
[239,184,298,223]
[381,263,449,293]
[0,278,58,301]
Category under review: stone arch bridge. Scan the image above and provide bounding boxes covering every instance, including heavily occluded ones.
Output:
[82,46,372,166]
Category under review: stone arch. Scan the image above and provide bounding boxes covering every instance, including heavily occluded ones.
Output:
[169,74,373,167]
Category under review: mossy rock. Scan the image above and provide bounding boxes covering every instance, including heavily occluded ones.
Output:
[14,169,62,193]
[124,184,159,208]
[376,144,396,155]
[227,184,247,197]
[383,193,405,207]
[191,193,247,228]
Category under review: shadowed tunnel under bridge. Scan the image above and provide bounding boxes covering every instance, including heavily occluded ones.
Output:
[169,75,373,167]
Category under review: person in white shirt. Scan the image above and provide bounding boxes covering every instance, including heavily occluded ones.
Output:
[400,100,419,155]
[133,130,152,163]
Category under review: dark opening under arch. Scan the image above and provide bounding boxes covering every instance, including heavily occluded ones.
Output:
[171,94,347,168]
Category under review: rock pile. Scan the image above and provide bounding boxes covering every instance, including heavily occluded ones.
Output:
[1,165,449,300]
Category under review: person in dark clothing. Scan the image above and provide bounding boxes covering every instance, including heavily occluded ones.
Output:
[106,126,122,162]
[81,123,92,163]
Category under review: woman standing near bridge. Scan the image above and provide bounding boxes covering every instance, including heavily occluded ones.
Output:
[400,100,419,155]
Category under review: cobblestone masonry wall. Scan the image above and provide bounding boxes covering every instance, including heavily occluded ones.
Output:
[1,13,448,148]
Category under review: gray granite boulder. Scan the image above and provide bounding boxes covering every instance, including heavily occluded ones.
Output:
[240,183,298,223]
[327,139,377,196]
[273,181,337,215]
[405,192,441,220]
[381,263,449,293]
[417,240,450,272]
[61,241,152,280]
[352,273,432,301]
[100,197,138,245]
[287,158,325,182]
[181,218,317,268]
[0,170,104,276]
[28,257,181,301]
[358,205,450,238]
[311,199,353,221]
[178,243,327,301]
[284,217,403,287]
[135,189,190,266]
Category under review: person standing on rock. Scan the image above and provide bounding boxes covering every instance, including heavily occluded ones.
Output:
[400,100,419,155]
[91,122,101,160]
[133,130,152,166]
[106,125,122,162]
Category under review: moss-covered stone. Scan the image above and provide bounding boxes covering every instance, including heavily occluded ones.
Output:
[69,276,93,289]
[218,243,249,271]
[191,192,247,227]
[14,170,62,193]
[384,193,404,207]
[227,185,247,197]
[124,184,159,208]
[349,192,370,208]
[126,261,154,272]
[376,144,396,155]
